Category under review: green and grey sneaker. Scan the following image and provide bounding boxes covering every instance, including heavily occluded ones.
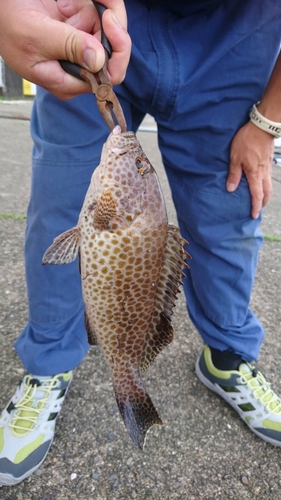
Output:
[0,371,72,486]
[196,345,281,446]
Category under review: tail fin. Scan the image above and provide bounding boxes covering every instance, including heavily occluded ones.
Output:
[114,387,163,449]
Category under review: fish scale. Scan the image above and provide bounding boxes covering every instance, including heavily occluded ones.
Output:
[43,126,190,448]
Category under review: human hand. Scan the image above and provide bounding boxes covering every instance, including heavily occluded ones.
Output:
[0,0,131,99]
[227,121,274,219]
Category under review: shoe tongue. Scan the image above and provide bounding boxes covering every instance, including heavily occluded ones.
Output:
[29,375,54,399]
[11,376,52,436]
[239,363,263,385]
[239,363,252,375]
[31,375,53,382]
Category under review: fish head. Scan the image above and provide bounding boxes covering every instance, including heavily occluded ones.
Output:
[86,126,165,232]
[96,125,154,188]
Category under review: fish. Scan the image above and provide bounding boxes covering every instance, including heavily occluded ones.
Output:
[42,126,190,449]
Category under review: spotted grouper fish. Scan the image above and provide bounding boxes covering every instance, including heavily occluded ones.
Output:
[43,126,189,448]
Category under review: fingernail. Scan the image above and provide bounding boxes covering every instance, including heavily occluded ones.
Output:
[226,182,237,192]
[83,48,96,71]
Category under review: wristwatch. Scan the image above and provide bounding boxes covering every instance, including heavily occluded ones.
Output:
[249,103,281,138]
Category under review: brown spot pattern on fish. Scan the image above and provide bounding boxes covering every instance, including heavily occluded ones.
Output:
[42,126,190,448]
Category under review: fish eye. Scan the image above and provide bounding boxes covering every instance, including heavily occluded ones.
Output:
[135,157,144,170]
[135,157,150,175]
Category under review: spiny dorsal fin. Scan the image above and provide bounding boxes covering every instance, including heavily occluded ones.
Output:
[84,311,99,345]
[42,227,81,265]
[140,225,190,371]
[93,188,116,231]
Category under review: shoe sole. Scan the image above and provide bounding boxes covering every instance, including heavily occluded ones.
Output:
[0,437,54,486]
[195,357,281,448]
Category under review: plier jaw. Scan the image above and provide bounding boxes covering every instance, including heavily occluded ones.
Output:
[80,64,127,133]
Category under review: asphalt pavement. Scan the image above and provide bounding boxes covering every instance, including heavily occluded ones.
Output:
[0,99,281,500]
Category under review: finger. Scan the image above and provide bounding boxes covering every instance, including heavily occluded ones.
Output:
[42,0,66,21]
[250,190,263,220]
[32,60,92,99]
[57,0,127,30]
[64,5,131,84]
[245,171,263,219]
[34,18,105,73]
[66,4,99,31]
[93,0,127,29]
[226,158,243,192]
[101,9,131,85]
[56,0,93,18]
[262,164,273,208]
[19,16,107,99]
[262,178,273,208]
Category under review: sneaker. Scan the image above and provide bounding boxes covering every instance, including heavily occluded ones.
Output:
[0,371,72,486]
[195,345,281,446]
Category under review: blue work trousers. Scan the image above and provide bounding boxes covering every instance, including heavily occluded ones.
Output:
[15,0,281,375]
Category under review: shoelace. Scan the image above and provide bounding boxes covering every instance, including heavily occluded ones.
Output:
[9,375,58,434]
[240,364,281,415]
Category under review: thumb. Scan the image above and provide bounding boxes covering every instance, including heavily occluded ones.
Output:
[226,159,243,193]
[36,17,105,73]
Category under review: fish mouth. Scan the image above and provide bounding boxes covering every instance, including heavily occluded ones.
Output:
[122,131,136,139]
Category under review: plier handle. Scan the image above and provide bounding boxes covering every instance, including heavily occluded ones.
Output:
[59,1,127,133]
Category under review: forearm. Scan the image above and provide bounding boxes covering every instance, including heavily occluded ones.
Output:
[257,50,281,121]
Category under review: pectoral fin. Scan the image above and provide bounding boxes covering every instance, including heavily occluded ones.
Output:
[93,188,116,231]
[42,227,81,265]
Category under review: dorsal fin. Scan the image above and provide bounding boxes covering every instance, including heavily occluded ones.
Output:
[140,225,190,371]
[93,188,117,231]
[42,227,81,265]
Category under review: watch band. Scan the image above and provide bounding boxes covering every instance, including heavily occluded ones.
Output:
[249,103,281,138]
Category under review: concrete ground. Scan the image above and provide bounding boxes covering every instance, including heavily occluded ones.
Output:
[0,99,281,500]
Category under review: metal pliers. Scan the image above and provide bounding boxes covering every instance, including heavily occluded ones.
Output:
[59,1,127,132]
